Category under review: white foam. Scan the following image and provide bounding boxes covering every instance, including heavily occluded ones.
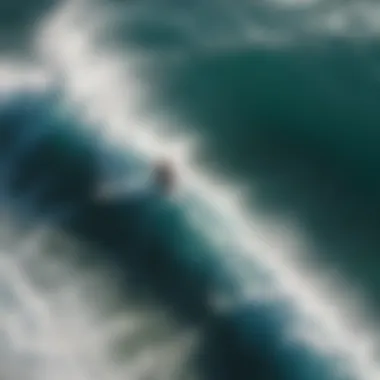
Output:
[0,208,199,380]
[0,61,50,96]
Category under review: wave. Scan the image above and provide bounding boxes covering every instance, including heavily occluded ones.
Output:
[0,75,355,380]
[0,0,379,379]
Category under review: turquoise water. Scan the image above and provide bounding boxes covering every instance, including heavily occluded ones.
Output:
[0,0,379,379]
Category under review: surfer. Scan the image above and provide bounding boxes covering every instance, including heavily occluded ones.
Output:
[93,159,177,202]
[152,159,176,195]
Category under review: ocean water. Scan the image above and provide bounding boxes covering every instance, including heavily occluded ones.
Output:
[0,0,379,379]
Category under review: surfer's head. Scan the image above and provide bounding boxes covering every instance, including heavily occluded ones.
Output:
[153,159,176,195]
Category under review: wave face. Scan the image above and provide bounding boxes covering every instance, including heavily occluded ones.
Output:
[0,1,380,380]
[0,87,352,380]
